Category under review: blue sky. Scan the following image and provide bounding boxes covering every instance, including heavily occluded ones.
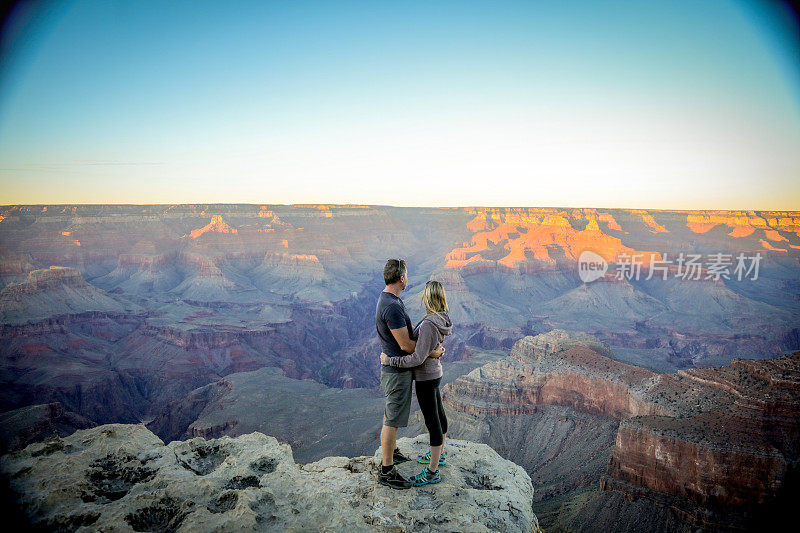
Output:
[1,0,798,208]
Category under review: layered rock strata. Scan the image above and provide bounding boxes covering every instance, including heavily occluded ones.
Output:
[444,331,799,529]
[443,330,681,419]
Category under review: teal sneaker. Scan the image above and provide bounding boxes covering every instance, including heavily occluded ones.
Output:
[411,467,441,486]
[417,450,446,466]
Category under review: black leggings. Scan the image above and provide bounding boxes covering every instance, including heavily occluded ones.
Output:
[415,377,448,447]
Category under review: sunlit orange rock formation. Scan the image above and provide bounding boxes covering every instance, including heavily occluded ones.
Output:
[186,214,238,239]
[445,208,661,270]
[687,211,800,251]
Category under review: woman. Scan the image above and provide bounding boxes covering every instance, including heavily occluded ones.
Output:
[381,280,452,486]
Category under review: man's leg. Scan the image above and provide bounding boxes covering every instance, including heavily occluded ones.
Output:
[378,371,413,489]
[381,415,399,467]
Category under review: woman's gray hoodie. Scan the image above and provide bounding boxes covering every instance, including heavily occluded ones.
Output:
[382,311,452,381]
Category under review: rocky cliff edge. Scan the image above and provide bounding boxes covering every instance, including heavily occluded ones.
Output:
[1,424,540,532]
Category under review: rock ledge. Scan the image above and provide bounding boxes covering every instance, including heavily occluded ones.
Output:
[1,424,540,532]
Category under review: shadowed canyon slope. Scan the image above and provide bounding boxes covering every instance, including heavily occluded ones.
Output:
[145,350,506,463]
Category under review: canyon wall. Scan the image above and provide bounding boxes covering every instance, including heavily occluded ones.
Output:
[444,331,800,530]
[444,330,676,419]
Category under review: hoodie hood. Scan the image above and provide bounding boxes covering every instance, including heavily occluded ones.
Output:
[424,311,452,336]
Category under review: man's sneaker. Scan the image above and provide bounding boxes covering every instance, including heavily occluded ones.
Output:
[378,466,412,490]
[417,450,446,466]
[411,467,441,486]
[393,448,411,464]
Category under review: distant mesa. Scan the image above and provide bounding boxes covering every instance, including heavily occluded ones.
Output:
[764,229,789,242]
[291,203,371,210]
[0,250,35,278]
[183,212,290,237]
[686,211,800,234]
[264,252,321,265]
[687,211,800,250]
[93,250,182,295]
[27,265,83,284]
[627,209,668,233]
[167,254,247,302]
[256,207,289,231]
[256,252,324,280]
[729,226,756,237]
[184,215,238,239]
[251,252,340,301]
[0,266,135,324]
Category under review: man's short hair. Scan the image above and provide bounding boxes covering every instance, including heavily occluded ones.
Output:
[383,259,406,285]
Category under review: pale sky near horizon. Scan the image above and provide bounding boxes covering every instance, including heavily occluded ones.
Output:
[0,0,799,210]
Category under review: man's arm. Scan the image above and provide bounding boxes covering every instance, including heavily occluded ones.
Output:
[389,326,416,354]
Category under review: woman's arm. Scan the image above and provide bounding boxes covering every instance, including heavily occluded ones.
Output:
[381,321,437,368]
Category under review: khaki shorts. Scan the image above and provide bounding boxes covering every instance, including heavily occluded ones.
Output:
[380,369,413,428]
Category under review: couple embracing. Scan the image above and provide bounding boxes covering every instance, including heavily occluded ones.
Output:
[376,259,452,489]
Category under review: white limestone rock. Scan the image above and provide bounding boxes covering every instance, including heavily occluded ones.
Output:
[1,424,540,532]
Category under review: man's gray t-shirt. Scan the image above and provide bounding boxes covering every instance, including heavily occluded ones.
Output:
[376,291,414,374]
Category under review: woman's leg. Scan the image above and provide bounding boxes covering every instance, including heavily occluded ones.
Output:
[437,384,448,443]
[428,381,447,471]
[415,378,444,470]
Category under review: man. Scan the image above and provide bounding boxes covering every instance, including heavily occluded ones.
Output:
[376,259,443,489]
